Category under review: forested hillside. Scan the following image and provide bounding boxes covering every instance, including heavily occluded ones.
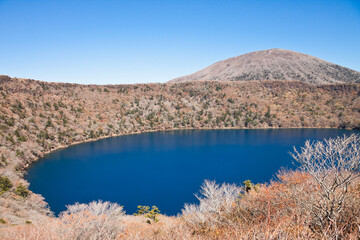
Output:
[0,75,360,239]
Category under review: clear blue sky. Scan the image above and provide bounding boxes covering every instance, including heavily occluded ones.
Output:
[0,0,359,84]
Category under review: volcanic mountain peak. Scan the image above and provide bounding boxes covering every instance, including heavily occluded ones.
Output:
[170,49,360,84]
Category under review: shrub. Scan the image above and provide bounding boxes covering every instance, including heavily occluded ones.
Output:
[5,117,15,126]
[17,135,27,142]
[45,117,53,128]
[147,206,160,223]
[134,205,150,215]
[135,205,161,223]
[0,176,12,193]
[227,98,234,104]
[243,179,259,193]
[14,184,29,198]
[15,149,24,157]
[0,154,7,167]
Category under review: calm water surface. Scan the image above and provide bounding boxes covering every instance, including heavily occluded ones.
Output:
[26,129,358,216]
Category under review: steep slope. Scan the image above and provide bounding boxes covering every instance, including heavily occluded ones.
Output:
[170,49,360,84]
[1,75,360,225]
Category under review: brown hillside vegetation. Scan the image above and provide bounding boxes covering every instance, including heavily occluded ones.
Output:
[0,75,360,239]
[170,49,360,84]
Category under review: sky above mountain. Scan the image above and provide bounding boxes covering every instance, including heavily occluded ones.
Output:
[0,0,359,84]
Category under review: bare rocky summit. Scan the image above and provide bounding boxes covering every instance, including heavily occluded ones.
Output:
[170,49,360,84]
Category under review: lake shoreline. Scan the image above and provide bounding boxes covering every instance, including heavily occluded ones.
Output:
[25,127,359,216]
[25,126,351,172]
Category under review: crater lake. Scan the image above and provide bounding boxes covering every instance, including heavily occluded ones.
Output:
[25,129,359,216]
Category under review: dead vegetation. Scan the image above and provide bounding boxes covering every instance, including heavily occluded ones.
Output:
[0,75,360,238]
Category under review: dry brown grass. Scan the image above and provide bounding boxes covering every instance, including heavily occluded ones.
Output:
[179,171,360,239]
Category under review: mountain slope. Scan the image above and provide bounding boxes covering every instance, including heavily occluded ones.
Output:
[170,49,360,84]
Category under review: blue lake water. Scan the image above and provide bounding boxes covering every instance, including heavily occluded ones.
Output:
[25,129,359,216]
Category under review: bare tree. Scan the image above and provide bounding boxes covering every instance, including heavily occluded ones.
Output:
[182,180,241,229]
[59,200,125,240]
[290,134,360,233]
[61,200,125,218]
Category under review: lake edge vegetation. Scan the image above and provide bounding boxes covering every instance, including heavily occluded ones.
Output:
[1,75,360,239]
[1,134,359,239]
